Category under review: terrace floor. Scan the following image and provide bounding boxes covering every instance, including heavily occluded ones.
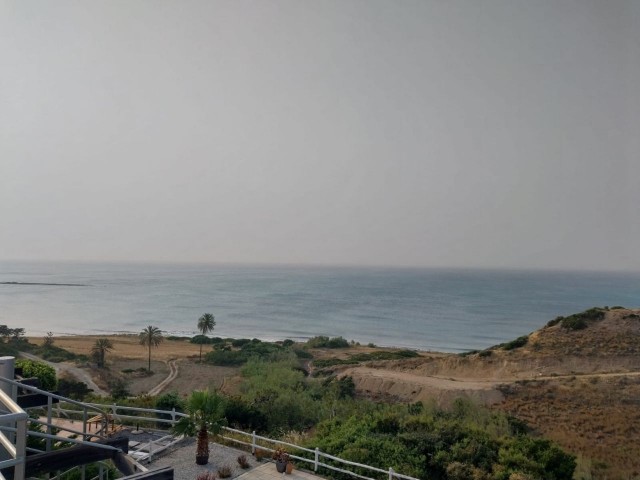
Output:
[149,439,325,480]
[236,463,323,480]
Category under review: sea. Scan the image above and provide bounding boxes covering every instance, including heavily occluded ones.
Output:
[1,260,639,353]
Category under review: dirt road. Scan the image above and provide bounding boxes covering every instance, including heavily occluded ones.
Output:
[148,360,178,396]
[19,352,110,396]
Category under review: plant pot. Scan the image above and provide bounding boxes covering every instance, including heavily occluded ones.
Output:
[276,460,287,473]
[196,455,209,465]
[286,462,294,474]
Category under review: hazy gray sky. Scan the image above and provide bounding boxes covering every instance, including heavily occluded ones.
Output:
[1,1,639,270]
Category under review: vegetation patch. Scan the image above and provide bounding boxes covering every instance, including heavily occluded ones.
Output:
[497,335,529,351]
[16,359,57,390]
[560,308,606,330]
[306,336,350,348]
[313,349,419,368]
[205,338,285,366]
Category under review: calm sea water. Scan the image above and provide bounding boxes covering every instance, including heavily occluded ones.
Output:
[1,261,639,352]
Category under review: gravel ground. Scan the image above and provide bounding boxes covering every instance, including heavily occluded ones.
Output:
[149,438,263,480]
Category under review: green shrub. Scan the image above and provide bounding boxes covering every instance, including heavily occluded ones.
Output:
[560,308,605,330]
[205,349,246,366]
[155,391,184,427]
[231,338,251,347]
[293,348,313,359]
[166,335,190,341]
[57,378,92,400]
[282,339,294,347]
[16,359,56,390]
[459,350,479,357]
[306,336,350,348]
[546,316,564,327]
[500,335,529,351]
[34,344,78,362]
[190,335,214,344]
[313,349,418,368]
[108,378,130,399]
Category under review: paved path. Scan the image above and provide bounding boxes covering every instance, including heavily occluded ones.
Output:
[18,351,110,396]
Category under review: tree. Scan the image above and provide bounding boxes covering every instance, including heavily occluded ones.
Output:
[172,389,226,465]
[9,328,25,344]
[139,325,163,372]
[196,313,215,362]
[0,325,10,343]
[43,332,55,348]
[91,338,114,368]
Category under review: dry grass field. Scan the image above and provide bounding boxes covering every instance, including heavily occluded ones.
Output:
[49,335,203,361]
[32,335,241,396]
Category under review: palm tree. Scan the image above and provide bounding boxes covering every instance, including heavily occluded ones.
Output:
[172,389,226,465]
[196,313,215,362]
[139,325,163,372]
[91,338,114,368]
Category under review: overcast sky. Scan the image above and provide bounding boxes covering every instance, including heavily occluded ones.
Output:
[1,1,639,271]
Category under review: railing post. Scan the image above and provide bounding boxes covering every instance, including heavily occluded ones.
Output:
[171,408,176,423]
[46,395,53,452]
[83,407,88,441]
[315,447,319,472]
[14,415,26,480]
[252,431,256,454]
[389,467,394,480]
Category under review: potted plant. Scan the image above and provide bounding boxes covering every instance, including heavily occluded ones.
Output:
[272,447,290,473]
[172,389,227,465]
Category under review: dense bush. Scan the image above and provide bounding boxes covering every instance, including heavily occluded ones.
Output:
[313,349,419,368]
[306,336,350,348]
[190,335,215,344]
[561,308,605,330]
[57,378,92,400]
[293,348,313,359]
[224,396,268,431]
[546,316,564,327]
[16,359,56,390]
[166,335,190,341]
[35,344,80,362]
[310,398,575,480]
[205,339,284,366]
[499,335,529,351]
[108,378,130,400]
[155,391,184,428]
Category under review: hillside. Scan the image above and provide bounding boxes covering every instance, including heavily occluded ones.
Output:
[325,307,640,479]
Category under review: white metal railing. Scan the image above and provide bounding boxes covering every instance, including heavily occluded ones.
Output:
[0,388,28,480]
[0,376,419,480]
[0,376,149,479]
[218,426,418,480]
[56,402,419,480]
